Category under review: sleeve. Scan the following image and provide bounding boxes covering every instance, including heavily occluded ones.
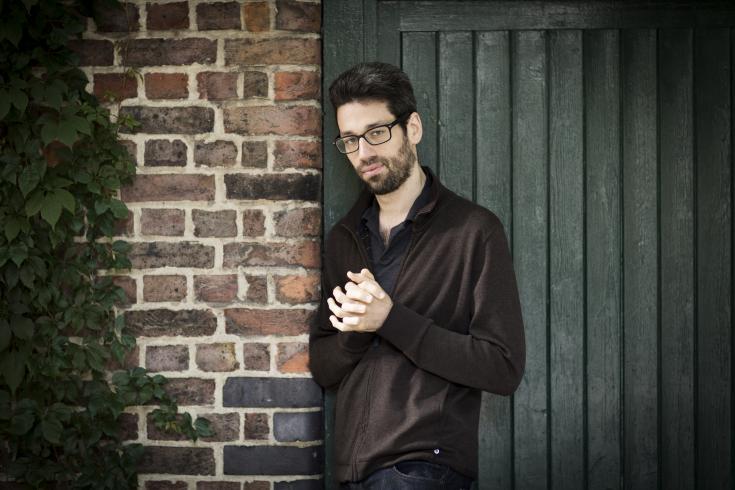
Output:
[307,243,375,391]
[375,223,526,395]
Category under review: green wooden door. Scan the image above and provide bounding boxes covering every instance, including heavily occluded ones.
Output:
[322,2,735,489]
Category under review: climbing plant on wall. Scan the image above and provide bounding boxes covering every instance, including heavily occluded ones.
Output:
[0,0,212,487]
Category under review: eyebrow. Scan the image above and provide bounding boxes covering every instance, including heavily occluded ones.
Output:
[339,119,393,138]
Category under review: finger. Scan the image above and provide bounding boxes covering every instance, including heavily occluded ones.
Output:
[360,268,375,280]
[356,279,386,299]
[329,296,366,315]
[329,315,347,331]
[345,282,374,303]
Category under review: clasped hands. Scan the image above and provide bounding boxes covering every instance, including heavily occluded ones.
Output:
[327,268,393,333]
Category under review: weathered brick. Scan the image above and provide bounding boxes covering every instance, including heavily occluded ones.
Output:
[196,343,238,371]
[273,207,321,237]
[275,0,320,32]
[243,343,270,371]
[243,2,270,32]
[273,411,322,442]
[121,38,217,66]
[147,2,189,30]
[245,274,268,303]
[146,345,189,372]
[223,445,322,475]
[244,483,271,490]
[224,308,313,336]
[223,241,320,268]
[243,413,269,439]
[163,378,216,405]
[277,342,309,373]
[243,71,268,98]
[275,273,320,304]
[194,274,238,303]
[225,38,319,65]
[119,106,214,134]
[93,73,138,102]
[242,141,268,168]
[148,412,238,442]
[106,344,140,371]
[125,309,217,336]
[122,174,215,202]
[225,173,320,201]
[120,139,138,161]
[222,376,320,409]
[94,2,140,32]
[141,209,185,236]
[119,412,139,440]
[274,480,323,490]
[193,209,237,237]
[143,275,187,302]
[129,242,215,268]
[144,139,187,167]
[197,482,240,490]
[196,71,238,101]
[145,482,187,490]
[223,106,320,136]
[111,275,137,306]
[274,71,319,101]
[194,140,237,167]
[137,446,215,475]
[242,209,266,237]
[197,2,241,30]
[68,39,114,66]
[145,73,189,99]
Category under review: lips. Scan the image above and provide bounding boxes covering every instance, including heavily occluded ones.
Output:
[362,163,384,176]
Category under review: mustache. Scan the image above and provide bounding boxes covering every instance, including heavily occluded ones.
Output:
[358,157,389,172]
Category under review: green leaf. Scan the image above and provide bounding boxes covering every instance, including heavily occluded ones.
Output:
[11,315,33,340]
[41,415,63,444]
[5,216,21,242]
[109,199,128,219]
[40,122,57,146]
[25,190,44,216]
[18,163,42,196]
[0,89,10,120]
[40,192,62,227]
[55,188,75,213]
[56,123,78,148]
[9,87,28,114]
[1,350,25,395]
[8,410,34,435]
[19,264,34,288]
[0,319,10,352]
[67,115,90,136]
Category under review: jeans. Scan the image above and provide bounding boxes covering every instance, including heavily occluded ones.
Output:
[339,459,475,490]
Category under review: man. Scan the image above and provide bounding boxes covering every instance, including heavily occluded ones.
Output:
[308,62,526,489]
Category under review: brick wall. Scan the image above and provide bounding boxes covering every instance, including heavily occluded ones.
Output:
[72,1,324,488]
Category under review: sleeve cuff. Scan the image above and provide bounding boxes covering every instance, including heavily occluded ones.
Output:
[376,302,430,353]
[337,331,375,353]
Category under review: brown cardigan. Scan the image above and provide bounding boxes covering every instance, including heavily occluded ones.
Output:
[308,165,526,484]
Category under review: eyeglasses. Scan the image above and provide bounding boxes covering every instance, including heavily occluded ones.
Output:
[333,113,410,154]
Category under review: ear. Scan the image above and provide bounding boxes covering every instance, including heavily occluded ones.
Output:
[406,111,423,146]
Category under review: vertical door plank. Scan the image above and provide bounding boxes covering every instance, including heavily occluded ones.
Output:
[622,28,659,490]
[548,28,585,490]
[584,28,623,490]
[511,29,548,490]
[659,28,696,490]
[476,30,513,490]
[695,27,732,490]
[438,31,474,198]
[402,32,438,174]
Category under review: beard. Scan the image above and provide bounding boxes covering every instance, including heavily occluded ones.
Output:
[357,135,417,195]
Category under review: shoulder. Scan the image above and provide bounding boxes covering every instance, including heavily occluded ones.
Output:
[440,190,507,241]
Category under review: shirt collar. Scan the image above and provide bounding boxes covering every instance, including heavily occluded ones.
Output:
[361,166,433,224]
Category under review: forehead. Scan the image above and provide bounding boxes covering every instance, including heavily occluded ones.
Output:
[336,100,394,135]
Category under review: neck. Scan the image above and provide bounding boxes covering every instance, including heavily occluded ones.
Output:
[375,163,426,218]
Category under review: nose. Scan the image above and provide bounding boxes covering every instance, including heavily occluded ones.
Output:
[356,135,376,160]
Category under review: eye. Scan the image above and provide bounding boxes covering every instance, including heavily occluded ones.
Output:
[368,127,388,138]
[343,136,358,146]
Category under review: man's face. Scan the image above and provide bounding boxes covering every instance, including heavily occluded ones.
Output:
[336,100,419,195]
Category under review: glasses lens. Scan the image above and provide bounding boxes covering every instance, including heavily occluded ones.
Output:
[364,126,392,145]
[337,137,359,154]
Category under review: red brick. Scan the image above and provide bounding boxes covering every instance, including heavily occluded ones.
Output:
[273,207,321,237]
[225,308,313,336]
[274,71,319,101]
[275,272,320,304]
[193,209,237,237]
[245,275,268,303]
[195,274,238,303]
[122,174,215,202]
[243,482,270,490]
[111,275,137,306]
[243,2,270,32]
[224,105,320,136]
[243,343,270,370]
[106,345,140,371]
[128,242,215,269]
[141,209,185,236]
[273,140,321,170]
[146,345,189,372]
[125,309,217,336]
[147,2,189,30]
[94,2,140,32]
[197,482,240,490]
[94,73,138,102]
[242,141,268,168]
[225,38,319,65]
[195,343,238,371]
[243,71,268,98]
[196,71,238,100]
[276,0,320,32]
[277,342,309,373]
[119,106,214,134]
[242,209,266,237]
[163,378,215,405]
[145,73,188,99]
[243,413,269,439]
[119,412,138,440]
[143,275,187,302]
[137,446,214,475]
[146,481,187,490]
[144,139,187,167]
[224,240,320,268]
[195,140,237,167]
[196,2,241,30]
[121,38,217,67]
[68,39,114,66]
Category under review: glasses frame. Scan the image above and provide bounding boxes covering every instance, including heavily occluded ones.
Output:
[333,112,411,154]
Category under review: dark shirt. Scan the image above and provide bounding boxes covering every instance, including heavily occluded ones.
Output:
[359,167,433,298]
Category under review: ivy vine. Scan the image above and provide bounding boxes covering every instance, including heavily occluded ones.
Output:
[0,0,213,487]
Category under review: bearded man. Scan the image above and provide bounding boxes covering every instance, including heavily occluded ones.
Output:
[308,62,526,490]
